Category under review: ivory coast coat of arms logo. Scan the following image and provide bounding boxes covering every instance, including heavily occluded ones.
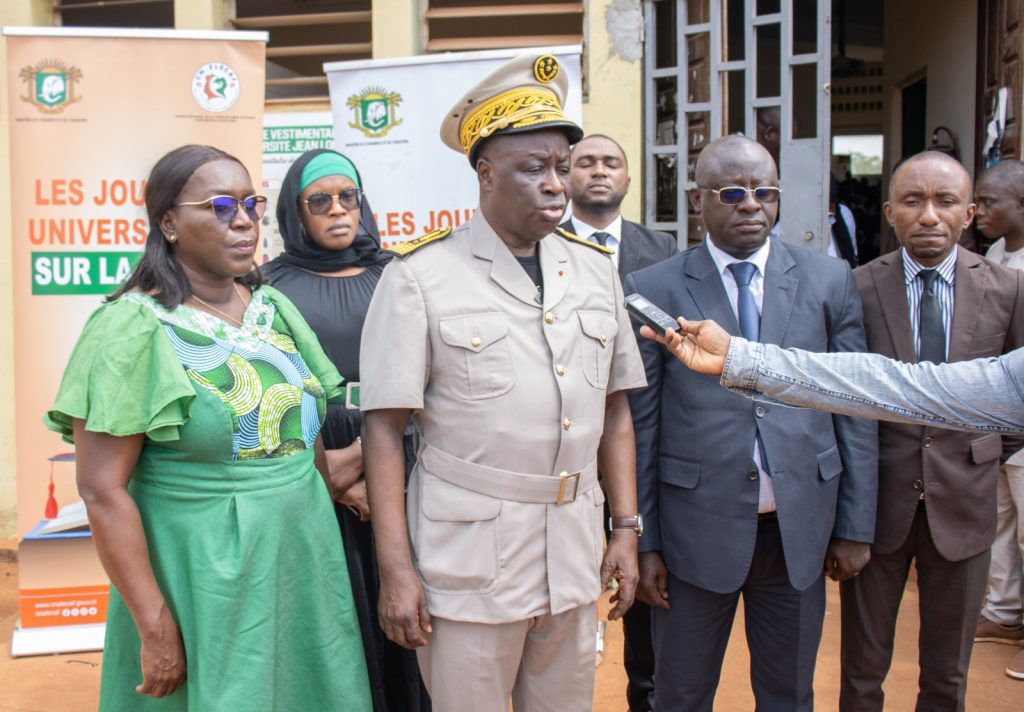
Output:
[20,59,83,114]
[347,86,403,138]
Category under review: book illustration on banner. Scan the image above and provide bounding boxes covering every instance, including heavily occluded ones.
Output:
[12,452,105,657]
[14,516,108,657]
[44,452,74,520]
[38,499,89,536]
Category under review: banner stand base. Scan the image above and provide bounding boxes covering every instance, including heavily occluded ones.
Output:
[10,622,105,657]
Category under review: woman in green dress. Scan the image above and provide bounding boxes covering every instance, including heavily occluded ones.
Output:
[44,144,372,711]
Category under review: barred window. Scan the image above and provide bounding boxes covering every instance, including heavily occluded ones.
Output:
[424,0,583,53]
[56,0,173,28]
[232,0,372,102]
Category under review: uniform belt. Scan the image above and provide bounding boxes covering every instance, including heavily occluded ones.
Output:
[421,444,598,506]
[342,381,360,410]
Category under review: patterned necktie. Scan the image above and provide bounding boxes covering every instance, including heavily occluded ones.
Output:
[591,231,611,247]
[728,261,760,342]
[918,269,946,364]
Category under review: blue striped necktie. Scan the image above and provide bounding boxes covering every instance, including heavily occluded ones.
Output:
[728,261,760,342]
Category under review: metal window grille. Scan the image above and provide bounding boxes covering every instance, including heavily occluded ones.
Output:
[423,0,584,53]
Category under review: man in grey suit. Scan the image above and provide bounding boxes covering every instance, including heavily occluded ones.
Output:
[561,134,677,282]
[628,135,878,710]
[562,132,676,712]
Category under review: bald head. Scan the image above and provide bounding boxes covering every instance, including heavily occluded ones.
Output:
[890,151,970,201]
[979,159,1024,190]
[694,135,778,187]
[976,159,1024,244]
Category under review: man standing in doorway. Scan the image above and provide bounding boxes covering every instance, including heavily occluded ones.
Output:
[629,135,878,710]
[842,151,1024,709]
[973,158,1024,682]
[562,132,676,712]
[562,134,677,279]
[360,54,647,712]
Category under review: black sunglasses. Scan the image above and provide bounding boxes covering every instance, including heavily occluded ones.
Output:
[176,195,268,223]
[303,189,363,215]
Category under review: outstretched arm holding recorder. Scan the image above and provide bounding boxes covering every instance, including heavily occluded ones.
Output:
[640,318,1024,434]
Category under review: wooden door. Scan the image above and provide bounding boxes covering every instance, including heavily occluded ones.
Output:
[977,0,1024,172]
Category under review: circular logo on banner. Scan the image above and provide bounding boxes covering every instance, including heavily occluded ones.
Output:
[191,62,240,112]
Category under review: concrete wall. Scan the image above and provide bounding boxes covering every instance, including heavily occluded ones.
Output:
[582,0,644,222]
[174,0,229,31]
[372,0,420,58]
[882,0,978,174]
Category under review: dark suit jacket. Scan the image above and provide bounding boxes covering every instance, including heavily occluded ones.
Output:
[560,217,677,281]
[853,249,1024,561]
[628,240,878,593]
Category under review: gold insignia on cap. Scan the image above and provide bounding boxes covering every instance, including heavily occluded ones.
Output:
[555,226,615,255]
[533,55,559,83]
[385,226,452,257]
[459,87,565,156]
[441,53,582,163]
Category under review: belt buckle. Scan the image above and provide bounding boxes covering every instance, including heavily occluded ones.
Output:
[556,471,581,506]
[344,381,360,410]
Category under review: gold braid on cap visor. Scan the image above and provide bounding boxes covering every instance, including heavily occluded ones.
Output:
[459,87,568,155]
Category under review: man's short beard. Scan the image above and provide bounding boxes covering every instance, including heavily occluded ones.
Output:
[572,191,626,213]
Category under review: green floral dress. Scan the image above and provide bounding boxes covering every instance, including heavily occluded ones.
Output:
[45,286,372,712]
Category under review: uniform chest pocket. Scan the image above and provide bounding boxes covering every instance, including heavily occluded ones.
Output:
[577,310,618,389]
[438,314,517,400]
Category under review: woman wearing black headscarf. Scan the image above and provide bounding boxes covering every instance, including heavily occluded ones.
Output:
[262,149,428,712]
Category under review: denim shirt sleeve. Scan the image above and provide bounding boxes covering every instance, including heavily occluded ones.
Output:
[721,338,1024,433]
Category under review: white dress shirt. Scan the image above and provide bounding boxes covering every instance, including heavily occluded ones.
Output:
[569,214,623,270]
[985,239,1024,466]
[827,204,858,260]
[706,235,777,513]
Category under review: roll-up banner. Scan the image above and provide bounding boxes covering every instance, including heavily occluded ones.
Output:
[324,46,582,249]
[4,27,266,655]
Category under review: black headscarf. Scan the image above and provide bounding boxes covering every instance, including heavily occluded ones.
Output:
[264,148,391,274]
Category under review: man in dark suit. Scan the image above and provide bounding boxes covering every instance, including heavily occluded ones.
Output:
[842,151,1024,710]
[562,132,676,712]
[629,135,878,711]
[561,133,677,282]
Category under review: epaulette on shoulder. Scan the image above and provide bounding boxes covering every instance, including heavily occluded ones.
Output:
[555,226,614,255]
[386,227,453,257]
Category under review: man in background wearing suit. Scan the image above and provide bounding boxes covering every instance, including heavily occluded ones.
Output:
[562,134,677,282]
[562,132,676,712]
[842,151,1024,710]
[628,135,878,710]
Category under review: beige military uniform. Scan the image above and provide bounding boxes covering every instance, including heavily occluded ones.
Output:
[360,210,646,708]
[363,210,645,616]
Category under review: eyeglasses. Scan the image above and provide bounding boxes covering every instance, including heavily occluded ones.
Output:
[303,189,363,215]
[176,195,268,223]
[699,186,782,205]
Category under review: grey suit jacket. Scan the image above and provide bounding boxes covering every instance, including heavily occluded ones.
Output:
[628,240,879,593]
[854,249,1024,561]
[560,217,677,281]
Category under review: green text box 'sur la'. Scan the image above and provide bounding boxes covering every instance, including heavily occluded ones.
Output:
[31,251,142,295]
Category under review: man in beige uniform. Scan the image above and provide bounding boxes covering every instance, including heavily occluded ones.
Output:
[360,53,647,711]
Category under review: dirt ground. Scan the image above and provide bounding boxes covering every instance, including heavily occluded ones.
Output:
[1,559,1020,711]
